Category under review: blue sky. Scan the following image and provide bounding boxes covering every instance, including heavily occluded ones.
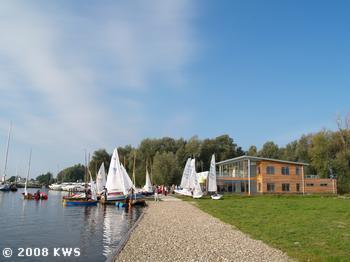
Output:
[0,0,349,177]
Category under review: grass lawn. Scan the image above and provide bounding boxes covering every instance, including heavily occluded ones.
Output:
[179,195,350,261]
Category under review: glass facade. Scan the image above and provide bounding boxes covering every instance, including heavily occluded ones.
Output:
[218,160,257,178]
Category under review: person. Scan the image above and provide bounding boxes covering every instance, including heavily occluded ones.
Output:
[86,188,92,200]
[154,185,159,202]
[102,186,107,200]
[164,186,167,196]
[36,189,41,199]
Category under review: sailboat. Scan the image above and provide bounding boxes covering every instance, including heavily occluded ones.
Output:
[142,165,153,195]
[63,155,97,206]
[96,163,106,195]
[128,154,145,206]
[22,149,47,200]
[175,158,203,198]
[208,154,222,200]
[174,158,193,196]
[191,159,203,199]
[102,148,133,204]
[0,123,12,191]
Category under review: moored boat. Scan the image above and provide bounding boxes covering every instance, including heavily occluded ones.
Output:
[0,184,10,191]
[141,166,153,196]
[0,123,12,192]
[175,158,203,198]
[9,183,18,191]
[208,154,222,200]
[101,148,133,204]
[63,199,98,206]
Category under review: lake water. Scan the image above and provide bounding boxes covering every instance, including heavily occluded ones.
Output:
[0,188,143,261]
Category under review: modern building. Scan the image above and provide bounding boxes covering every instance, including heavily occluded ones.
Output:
[216,156,337,195]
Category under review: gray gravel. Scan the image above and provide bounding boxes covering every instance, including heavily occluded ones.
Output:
[116,197,290,262]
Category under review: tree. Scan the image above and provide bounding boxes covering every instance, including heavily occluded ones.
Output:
[152,152,180,185]
[309,131,332,178]
[7,176,16,182]
[57,164,85,182]
[247,146,258,156]
[36,172,54,186]
[258,141,280,159]
[88,149,111,179]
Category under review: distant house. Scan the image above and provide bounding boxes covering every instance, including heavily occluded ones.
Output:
[216,156,337,195]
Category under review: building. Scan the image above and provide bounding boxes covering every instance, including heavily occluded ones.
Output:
[216,156,337,195]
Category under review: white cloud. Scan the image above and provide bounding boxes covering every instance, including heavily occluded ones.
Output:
[0,1,195,176]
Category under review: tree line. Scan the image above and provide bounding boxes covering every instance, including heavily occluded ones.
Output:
[35,116,350,193]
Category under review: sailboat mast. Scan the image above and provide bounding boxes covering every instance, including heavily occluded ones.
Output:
[84,150,88,184]
[25,149,32,195]
[26,149,32,180]
[133,152,136,199]
[3,122,12,182]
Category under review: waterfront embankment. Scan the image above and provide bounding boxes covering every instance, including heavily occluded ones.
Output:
[116,196,289,262]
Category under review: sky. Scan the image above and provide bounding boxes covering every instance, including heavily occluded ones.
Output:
[0,0,349,178]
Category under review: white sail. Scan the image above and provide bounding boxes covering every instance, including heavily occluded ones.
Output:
[208,154,217,192]
[24,179,28,196]
[175,158,194,196]
[180,158,191,189]
[90,178,97,201]
[105,148,124,193]
[191,159,203,198]
[120,164,134,195]
[96,163,106,194]
[188,159,196,189]
[143,169,153,193]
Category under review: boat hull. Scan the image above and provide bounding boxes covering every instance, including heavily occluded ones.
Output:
[22,193,48,200]
[174,189,192,197]
[63,200,98,206]
[211,194,223,200]
[0,184,10,191]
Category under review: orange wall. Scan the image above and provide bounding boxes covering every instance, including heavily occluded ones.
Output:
[257,161,303,193]
[304,178,337,194]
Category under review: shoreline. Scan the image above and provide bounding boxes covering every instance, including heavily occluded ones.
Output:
[115,196,290,262]
[105,206,147,262]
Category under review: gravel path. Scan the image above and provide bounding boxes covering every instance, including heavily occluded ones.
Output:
[116,197,290,262]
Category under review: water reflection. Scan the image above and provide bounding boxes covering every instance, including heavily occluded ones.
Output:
[0,189,143,261]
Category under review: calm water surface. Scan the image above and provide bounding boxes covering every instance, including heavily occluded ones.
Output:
[0,188,143,261]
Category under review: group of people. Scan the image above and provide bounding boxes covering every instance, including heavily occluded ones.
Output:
[153,184,177,201]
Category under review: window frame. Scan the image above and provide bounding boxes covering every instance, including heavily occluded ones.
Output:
[267,183,275,192]
[282,183,290,192]
[281,166,290,175]
[266,166,275,175]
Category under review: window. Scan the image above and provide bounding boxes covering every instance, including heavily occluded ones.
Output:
[306,183,314,187]
[257,167,261,174]
[320,183,328,187]
[296,183,300,192]
[281,166,290,175]
[241,182,245,192]
[282,183,290,192]
[258,183,261,192]
[266,166,275,175]
[296,166,300,175]
[267,183,275,192]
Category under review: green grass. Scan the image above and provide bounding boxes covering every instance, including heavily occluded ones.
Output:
[179,195,350,261]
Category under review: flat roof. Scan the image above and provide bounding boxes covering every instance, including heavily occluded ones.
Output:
[216,155,309,166]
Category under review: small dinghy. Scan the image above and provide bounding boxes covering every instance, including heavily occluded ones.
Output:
[62,192,86,201]
[22,192,48,200]
[63,199,98,206]
[211,194,223,200]
[9,184,18,192]
[0,184,10,191]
